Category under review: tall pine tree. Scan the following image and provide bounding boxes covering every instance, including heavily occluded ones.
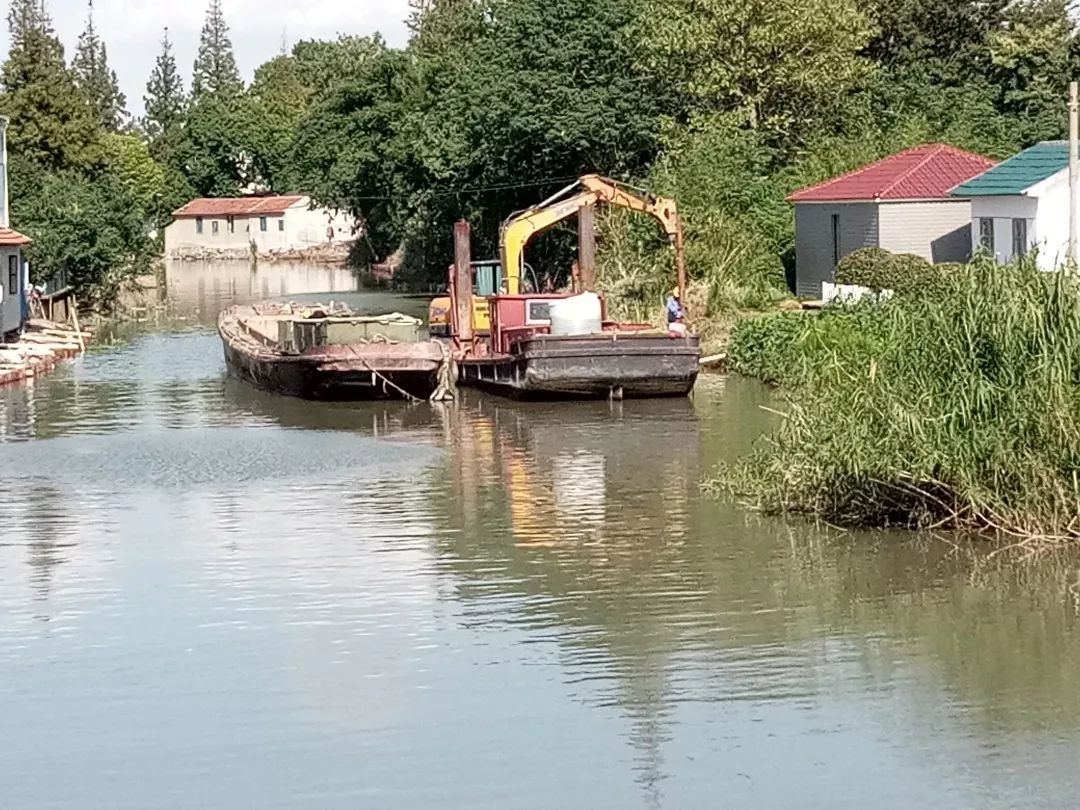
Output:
[143,28,187,151]
[0,0,101,171]
[72,0,127,131]
[192,0,243,99]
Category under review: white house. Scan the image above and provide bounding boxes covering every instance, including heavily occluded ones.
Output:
[165,196,356,259]
[951,142,1069,270]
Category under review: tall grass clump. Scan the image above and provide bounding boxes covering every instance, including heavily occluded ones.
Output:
[720,257,1080,543]
[728,302,890,385]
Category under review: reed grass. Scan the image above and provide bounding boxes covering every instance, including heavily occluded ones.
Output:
[716,257,1080,544]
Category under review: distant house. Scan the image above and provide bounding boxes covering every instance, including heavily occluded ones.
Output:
[165,196,355,259]
[951,142,1071,270]
[788,145,997,297]
[0,227,30,338]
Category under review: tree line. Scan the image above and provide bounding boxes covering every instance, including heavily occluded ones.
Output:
[1,0,1078,306]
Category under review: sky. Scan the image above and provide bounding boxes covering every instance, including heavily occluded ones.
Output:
[0,0,413,117]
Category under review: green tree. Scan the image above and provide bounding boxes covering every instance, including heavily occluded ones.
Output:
[18,168,155,307]
[143,27,187,161]
[192,0,243,99]
[72,0,127,131]
[639,0,874,140]
[101,133,165,213]
[990,0,1076,143]
[292,35,387,99]
[0,0,101,171]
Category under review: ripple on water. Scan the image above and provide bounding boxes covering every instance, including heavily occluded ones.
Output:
[0,427,439,492]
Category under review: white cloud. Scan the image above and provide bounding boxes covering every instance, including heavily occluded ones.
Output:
[0,0,413,116]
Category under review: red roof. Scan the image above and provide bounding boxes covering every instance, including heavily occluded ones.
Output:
[788,145,997,203]
[172,196,306,218]
[0,227,31,246]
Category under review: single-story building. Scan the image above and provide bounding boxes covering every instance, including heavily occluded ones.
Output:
[788,144,997,297]
[165,196,356,259]
[951,141,1069,270]
[0,227,31,338]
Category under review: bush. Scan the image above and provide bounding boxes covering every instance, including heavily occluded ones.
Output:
[718,257,1080,542]
[729,301,890,385]
[835,248,953,297]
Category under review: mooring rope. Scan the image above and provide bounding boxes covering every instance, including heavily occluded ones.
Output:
[429,339,457,402]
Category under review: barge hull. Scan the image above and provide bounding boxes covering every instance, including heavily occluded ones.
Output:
[459,333,700,400]
[219,304,444,401]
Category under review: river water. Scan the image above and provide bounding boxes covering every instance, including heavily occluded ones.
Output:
[2,262,1080,808]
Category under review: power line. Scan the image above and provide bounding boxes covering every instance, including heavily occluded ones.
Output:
[349,174,593,203]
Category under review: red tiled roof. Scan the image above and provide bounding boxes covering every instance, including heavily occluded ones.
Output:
[788,145,997,203]
[0,227,31,246]
[172,196,306,218]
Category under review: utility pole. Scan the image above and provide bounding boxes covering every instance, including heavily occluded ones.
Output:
[1070,82,1078,264]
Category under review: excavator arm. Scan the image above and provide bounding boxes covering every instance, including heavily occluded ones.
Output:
[499,175,687,299]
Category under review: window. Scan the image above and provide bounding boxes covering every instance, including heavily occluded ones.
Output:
[227,216,235,234]
[278,219,284,232]
[195,217,204,235]
[8,255,18,296]
[260,216,268,232]
[212,221,219,235]
[1012,218,1028,258]
[831,213,841,267]
[979,218,994,253]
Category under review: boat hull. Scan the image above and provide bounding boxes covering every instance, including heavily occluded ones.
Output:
[459,332,700,399]
[219,305,445,401]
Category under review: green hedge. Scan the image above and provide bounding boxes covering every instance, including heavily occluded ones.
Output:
[835,248,951,296]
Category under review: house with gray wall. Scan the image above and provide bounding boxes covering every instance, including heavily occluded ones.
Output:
[0,116,30,338]
[788,145,997,297]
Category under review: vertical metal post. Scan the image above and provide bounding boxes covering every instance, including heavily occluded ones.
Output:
[578,204,597,292]
[673,218,688,303]
[453,219,474,346]
[1070,82,1079,264]
[0,116,9,229]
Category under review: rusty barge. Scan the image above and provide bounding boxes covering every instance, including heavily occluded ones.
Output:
[219,302,448,401]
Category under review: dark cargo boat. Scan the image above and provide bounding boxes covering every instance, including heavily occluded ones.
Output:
[455,294,700,399]
[219,302,447,400]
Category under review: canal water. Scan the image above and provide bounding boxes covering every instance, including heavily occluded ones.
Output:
[2,262,1080,808]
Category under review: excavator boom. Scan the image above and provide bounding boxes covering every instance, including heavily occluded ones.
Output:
[499,175,687,298]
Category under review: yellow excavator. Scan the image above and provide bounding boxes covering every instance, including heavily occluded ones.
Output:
[428,175,686,337]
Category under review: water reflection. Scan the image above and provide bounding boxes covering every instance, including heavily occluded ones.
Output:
[2,262,1080,808]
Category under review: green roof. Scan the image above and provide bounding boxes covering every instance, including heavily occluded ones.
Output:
[952,142,1068,197]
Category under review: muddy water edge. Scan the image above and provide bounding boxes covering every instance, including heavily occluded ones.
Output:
[2,261,1079,809]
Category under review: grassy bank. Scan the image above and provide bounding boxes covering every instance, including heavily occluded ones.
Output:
[715,258,1080,544]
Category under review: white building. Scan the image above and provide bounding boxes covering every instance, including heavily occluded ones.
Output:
[165,196,356,259]
[951,142,1069,271]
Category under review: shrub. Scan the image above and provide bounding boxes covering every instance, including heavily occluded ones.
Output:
[835,248,951,297]
[718,257,1080,543]
[729,300,890,385]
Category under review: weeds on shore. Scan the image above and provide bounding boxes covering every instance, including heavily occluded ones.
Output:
[715,257,1080,544]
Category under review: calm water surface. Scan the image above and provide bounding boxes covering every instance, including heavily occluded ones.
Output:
[2,262,1080,808]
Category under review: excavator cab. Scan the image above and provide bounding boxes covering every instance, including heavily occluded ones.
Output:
[429,260,538,337]
[429,260,504,338]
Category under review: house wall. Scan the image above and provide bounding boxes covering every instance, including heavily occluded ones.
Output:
[877,201,974,263]
[968,195,1043,268]
[164,202,356,258]
[794,202,879,298]
[0,246,24,336]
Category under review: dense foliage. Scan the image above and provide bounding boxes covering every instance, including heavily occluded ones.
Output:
[833,248,953,296]
[3,0,1080,306]
[720,258,1080,542]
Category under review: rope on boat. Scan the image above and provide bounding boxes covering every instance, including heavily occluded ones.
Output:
[429,339,457,402]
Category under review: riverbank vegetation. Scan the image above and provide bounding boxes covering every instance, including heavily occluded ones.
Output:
[719,258,1080,544]
[2,0,1080,310]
